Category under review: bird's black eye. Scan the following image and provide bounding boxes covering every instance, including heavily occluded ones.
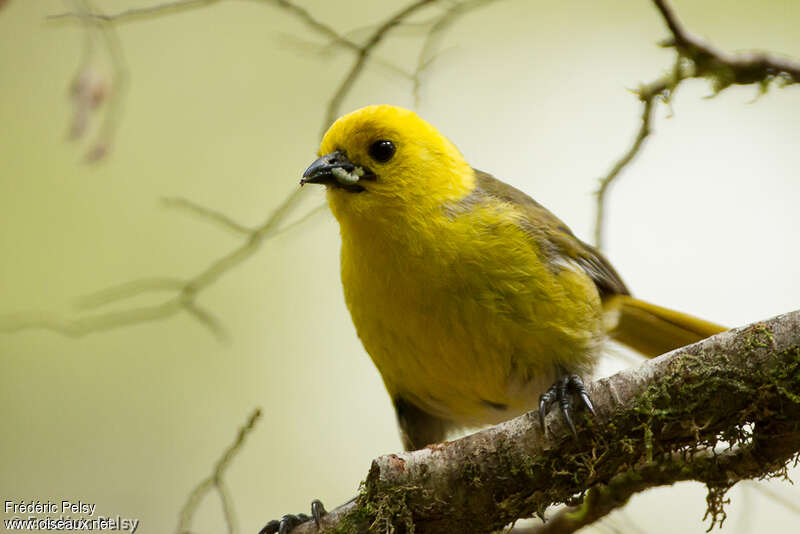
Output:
[368,140,396,163]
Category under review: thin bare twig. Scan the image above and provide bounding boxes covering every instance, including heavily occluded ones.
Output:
[49,0,224,24]
[0,191,326,339]
[322,0,441,136]
[593,95,657,249]
[85,0,129,161]
[75,277,186,309]
[592,0,800,249]
[269,0,361,53]
[273,32,414,82]
[66,0,97,140]
[50,0,414,157]
[183,300,230,341]
[52,0,414,84]
[412,0,502,107]
[64,0,129,161]
[162,197,253,235]
[22,0,450,338]
[0,301,186,338]
[177,408,262,534]
[48,0,348,50]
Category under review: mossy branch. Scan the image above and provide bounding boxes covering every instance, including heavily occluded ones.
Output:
[284,310,800,534]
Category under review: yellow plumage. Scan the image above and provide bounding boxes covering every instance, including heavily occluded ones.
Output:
[302,105,725,450]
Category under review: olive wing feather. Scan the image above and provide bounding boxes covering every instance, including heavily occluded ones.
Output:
[472,169,630,297]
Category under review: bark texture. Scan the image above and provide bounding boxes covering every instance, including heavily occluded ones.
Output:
[290,311,800,533]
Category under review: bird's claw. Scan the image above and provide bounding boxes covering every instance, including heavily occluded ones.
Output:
[259,499,326,534]
[538,374,595,437]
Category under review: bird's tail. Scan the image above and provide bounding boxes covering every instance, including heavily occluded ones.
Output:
[603,295,726,358]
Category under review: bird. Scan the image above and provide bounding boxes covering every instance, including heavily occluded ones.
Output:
[260,104,724,533]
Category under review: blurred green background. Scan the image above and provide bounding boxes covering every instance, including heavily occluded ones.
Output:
[1,0,799,532]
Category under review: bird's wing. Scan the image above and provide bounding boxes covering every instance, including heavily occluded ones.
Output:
[472,169,630,297]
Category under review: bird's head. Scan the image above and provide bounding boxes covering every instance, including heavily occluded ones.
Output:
[301,105,474,220]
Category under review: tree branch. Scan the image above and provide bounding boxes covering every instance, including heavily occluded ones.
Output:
[48,0,224,24]
[18,1,800,532]
[321,0,440,136]
[61,0,129,162]
[0,190,326,339]
[412,0,503,107]
[177,408,262,534]
[13,0,481,339]
[50,0,421,155]
[592,0,800,249]
[32,0,800,334]
[4,0,487,340]
[654,0,800,85]
[593,95,656,249]
[287,310,800,533]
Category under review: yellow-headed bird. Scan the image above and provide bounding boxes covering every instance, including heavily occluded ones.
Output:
[301,105,724,451]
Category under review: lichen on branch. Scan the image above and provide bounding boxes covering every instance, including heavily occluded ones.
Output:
[292,311,800,534]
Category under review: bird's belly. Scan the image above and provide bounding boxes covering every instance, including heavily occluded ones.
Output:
[342,250,602,425]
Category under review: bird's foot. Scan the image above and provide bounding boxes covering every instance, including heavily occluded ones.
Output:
[538,374,596,437]
[259,499,326,534]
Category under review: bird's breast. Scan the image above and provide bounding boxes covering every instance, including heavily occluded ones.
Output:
[336,206,603,425]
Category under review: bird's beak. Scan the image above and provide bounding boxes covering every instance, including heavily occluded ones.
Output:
[301,151,371,192]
